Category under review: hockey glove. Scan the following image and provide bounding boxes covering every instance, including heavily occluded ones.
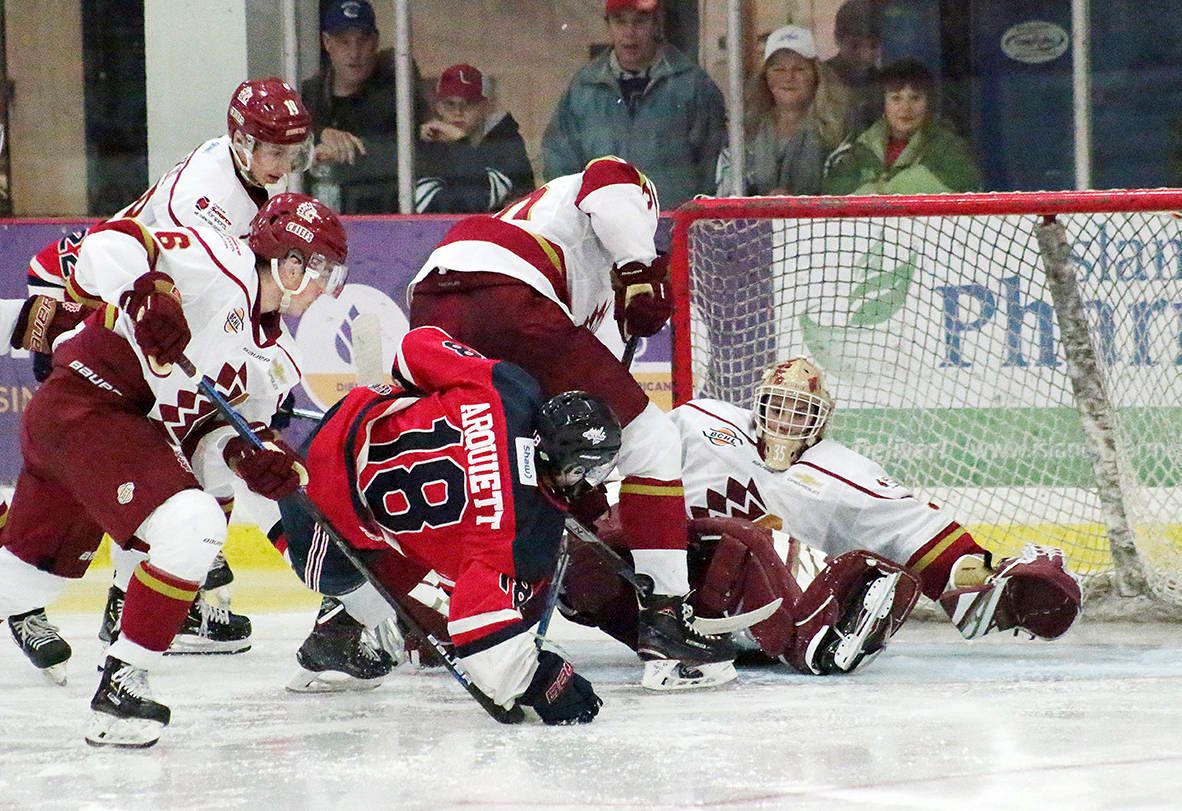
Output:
[121,271,190,369]
[611,254,671,341]
[223,426,309,500]
[520,650,601,725]
[11,295,92,354]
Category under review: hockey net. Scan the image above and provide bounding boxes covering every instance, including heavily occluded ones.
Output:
[670,190,1182,619]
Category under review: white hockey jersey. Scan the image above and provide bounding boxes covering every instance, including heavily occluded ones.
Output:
[409,156,659,335]
[28,136,272,291]
[62,220,302,490]
[670,398,955,566]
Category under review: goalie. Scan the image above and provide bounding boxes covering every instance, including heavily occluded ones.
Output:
[665,357,1082,643]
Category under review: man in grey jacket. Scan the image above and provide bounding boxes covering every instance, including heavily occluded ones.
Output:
[541,0,725,209]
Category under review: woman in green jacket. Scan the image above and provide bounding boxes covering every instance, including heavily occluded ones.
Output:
[823,59,982,195]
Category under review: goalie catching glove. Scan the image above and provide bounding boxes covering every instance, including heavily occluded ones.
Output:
[610,254,671,341]
[120,271,191,370]
[519,650,601,725]
[223,425,308,500]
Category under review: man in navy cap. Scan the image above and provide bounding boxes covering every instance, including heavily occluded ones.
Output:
[303,0,427,213]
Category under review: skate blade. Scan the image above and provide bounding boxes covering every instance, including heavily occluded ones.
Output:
[641,660,737,691]
[165,636,252,655]
[831,572,902,672]
[949,577,1009,640]
[85,712,165,749]
[285,666,385,693]
[40,661,68,686]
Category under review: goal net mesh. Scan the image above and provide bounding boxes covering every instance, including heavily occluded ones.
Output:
[672,193,1182,615]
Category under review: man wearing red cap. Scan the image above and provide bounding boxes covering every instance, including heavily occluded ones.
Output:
[414,64,534,213]
[542,0,725,209]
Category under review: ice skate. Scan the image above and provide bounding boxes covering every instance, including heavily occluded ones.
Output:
[167,595,252,654]
[636,577,736,691]
[86,656,170,749]
[8,607,71,686]
[201,552,234,608]
[813,570,902,673]
[287,597,394,692]
[98,584,124,646]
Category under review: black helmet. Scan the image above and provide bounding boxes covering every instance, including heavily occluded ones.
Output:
[535,391,622,493]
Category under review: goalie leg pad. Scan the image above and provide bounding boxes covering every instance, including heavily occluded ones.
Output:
[689,517,802,658]
[785,551,920,675]
[938,544,1081,640]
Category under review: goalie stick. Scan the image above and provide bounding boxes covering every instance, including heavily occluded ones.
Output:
[176,356,526,725]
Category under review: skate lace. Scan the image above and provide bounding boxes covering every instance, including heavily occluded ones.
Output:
[197,600,232,631]
[14,612,63,649]
[111,663,154,701]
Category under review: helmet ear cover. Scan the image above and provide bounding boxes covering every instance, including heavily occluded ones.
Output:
[753,358,834,470]
[535,391,622,495]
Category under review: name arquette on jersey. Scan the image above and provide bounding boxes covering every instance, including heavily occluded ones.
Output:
[460,401,504,530]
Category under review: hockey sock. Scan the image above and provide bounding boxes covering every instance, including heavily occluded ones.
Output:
[117,562,200,657]
[905,522,989,600]
[619,476,690,595]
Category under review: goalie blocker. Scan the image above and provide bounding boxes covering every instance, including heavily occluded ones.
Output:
[559,513,921,675]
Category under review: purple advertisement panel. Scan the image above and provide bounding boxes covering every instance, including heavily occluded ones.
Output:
[0,216,672,482]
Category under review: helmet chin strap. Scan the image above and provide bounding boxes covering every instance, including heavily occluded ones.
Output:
[270,257,313,314]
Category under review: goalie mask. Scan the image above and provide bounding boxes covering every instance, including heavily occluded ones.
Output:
[753,358,834,470]
[535,391,622,495]
[249,193,349,311]
[227,78,315,179]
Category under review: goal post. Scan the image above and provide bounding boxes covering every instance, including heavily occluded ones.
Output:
[669,190,1182,615]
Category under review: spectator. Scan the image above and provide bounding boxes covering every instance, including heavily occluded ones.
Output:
[541,0,725,208]
[302,0,428,213]
[716,25,829,196]
[823,58,982,195]
[817,0,884,147]
[414,63,534,213]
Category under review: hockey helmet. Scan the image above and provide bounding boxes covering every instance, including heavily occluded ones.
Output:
[535,391,622,493]
[227,78,314,176]
[249,193,349,307]
[753,357,834,470]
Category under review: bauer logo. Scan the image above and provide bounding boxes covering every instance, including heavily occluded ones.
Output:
[294,284,409,410]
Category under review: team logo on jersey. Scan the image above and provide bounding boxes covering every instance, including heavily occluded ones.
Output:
[498,574,534,609]
[704,426,741,447]
[443,340,483,359]
[690,477,769,523]
[116,482,135,505]
[581,299,610,334]
[224,307,245,334]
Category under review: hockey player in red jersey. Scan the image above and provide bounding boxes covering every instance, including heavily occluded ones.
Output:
[666,357,1082,643]
[9,77,317,655]
[279,326,613,722]
[408,155,735,688]
[0,193,348,747]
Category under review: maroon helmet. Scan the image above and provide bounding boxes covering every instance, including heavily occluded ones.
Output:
[250,193,348,301]
[227,78,311,144]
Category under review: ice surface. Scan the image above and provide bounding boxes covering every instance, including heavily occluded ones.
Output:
[2,608,1181,810]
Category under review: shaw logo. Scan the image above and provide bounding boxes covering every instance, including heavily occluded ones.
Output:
[704,426,741,447]
[224,307,245,333]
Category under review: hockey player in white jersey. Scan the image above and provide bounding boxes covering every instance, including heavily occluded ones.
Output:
[409,155,735,688]
[0,193,347,747]
[670,357,1083,642]
[9,77,316,656]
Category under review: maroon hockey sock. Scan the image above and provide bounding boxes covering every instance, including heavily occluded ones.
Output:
[120,562,200,653]
[906,522,988,600]
[618,476,688,551]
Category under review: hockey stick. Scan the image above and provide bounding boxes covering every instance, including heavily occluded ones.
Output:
[535,335,640,643]
[178,357,525,724]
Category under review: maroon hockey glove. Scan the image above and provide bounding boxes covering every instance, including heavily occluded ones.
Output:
[611,254,671,340]
[223,426,309,500]
[520,650,601,725]
[564,482,610,528]
[121,271,190,368]
[10,295,92,354]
